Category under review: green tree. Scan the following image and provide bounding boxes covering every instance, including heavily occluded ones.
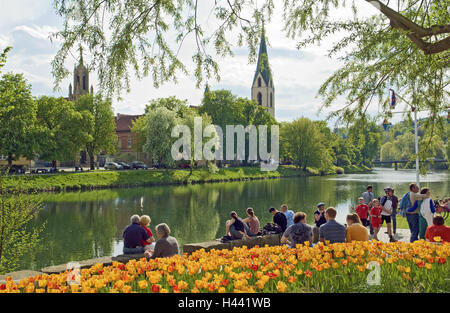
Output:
[145,96,189,118]
[140,106,180,168]
[280,117,331,171]
[380,142,396,161]
[199,90,240,129]
[75,94,117,170]
[0,47,11,73]
[35,96,87,168]
[51,1,448,144]
[392,132,416,160]
[179,108,216,171]
[0,173,44,274]
[348,118,382,166]
[0,73,37,167]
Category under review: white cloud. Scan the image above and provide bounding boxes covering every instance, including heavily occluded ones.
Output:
[0,0,51,27]
[0,0,388,124]
[13,25,58,41]
[0,34,10,48]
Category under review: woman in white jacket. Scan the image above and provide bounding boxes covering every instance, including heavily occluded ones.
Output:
[419,188,435,239]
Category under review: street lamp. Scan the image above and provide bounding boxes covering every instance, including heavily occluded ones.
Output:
[388,89,420,188]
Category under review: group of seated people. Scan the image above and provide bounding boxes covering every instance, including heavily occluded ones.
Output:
[225,204,450,247]
[122,214,179,258]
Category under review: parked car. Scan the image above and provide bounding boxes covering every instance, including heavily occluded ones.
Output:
[117,162,131,170]
[1,164,27,174]
[131,161,148,170]
[105,162,123,170]
[152,162,167,169]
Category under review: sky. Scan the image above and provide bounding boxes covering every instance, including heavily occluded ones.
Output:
[0,0,426,124]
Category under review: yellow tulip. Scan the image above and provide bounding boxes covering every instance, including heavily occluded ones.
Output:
[138,280,148,290]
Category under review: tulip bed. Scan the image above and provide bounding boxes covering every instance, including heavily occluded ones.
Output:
[1,240,449,293]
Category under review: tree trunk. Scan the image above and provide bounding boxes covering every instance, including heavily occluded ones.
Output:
[52,160,57,170]
[89,151,95,170]
[7,154,12,168]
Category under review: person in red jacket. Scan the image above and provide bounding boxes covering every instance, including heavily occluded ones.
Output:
[425,216,450,243]
[139,215,155,249]
[355,197,369,227]
[370,199,383,241]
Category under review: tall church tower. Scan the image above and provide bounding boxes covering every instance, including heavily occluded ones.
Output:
[68,48,93,101]
[251,26,274,117]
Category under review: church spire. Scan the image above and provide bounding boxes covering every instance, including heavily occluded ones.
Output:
[251,23,275,117]
[78,45,84,67]
[252,25,272,88]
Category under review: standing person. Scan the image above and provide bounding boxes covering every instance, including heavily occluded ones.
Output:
[403,183,429,242]
[281,212,312,248]
[319,207,346,244]
[380,187,396,242]
[346,213,369,242]
[362,185,374,207]
[226,211,250,240]
[145,223,179,259]
[408,187,435,240]
[281,204,294,228]
[122,215,151,254]
[369,199,382,241]
[362,185,375,235]
[313,203,327,243]
[419,188,435,231]
[269,207,287,232]
[242,207,260,236]
[354,197,369,227]
[390,188,399,235]
[139,215,156,251]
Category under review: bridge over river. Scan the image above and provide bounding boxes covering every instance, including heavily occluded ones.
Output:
[372,159,448,170]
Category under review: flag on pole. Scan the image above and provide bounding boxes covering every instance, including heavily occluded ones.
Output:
[390,90,396,109]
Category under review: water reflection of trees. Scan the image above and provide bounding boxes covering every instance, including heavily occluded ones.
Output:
[21,174,449,271]
[22,198,118,270]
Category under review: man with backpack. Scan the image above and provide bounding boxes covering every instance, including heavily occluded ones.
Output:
[399,183,429,242]
[379,187,396,242]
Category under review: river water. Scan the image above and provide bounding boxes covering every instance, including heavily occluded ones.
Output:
[21,168,449,271]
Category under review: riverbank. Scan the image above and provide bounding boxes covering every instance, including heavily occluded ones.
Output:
[1,164,371,193]
[2,236,448,293]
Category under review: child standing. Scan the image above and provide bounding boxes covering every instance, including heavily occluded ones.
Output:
[139,215,155,250]
[355,197,369,227]
[370,199,382,241]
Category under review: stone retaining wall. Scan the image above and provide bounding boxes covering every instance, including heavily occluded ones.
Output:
[0,234,283,283]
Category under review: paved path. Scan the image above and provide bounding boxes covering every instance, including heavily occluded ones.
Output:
[373,227,411,243]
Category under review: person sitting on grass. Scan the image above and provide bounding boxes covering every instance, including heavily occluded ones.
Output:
[145,223,179,259]
[425,216,450,243]
[281,212,312,248]
[346,213,369,242]
[122,214,151,254]
[226,211,251,240]
[319,207,346,244]
[139,215,155,251]
[269,207,287,232]
[241,207,260,236]
[280,204,295,228]
[370,199,382,241]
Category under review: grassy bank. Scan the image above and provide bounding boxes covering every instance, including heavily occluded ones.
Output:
[1,164,371,193]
